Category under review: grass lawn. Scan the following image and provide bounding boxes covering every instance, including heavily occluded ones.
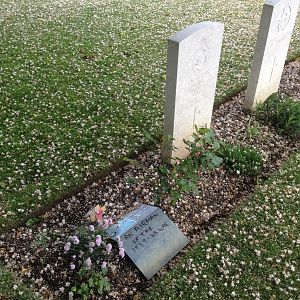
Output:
[0,0,299,230]
[144,151,300,299]
[0,264,39,300]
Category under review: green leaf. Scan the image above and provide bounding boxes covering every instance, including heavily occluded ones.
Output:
[102,278,110,291]
[79,267,87,277]
[126,177,136,185]
[88,277,94,287]
[201,129,213,144]
[211,155,223,167]
[122,157,138,165]
[170,190,180,205]
[212,141,220,151]
[25,217,41,227]
[178,179,190,192]
[71,286,77,292]
[99,279,104,292]
[82,283,89,292]
[158,166,168,175]
[101,267,108,275]
[196,127,209,135]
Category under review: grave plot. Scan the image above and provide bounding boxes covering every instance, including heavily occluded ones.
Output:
[0,59,299,300]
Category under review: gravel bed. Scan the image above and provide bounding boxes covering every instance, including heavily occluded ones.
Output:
[0,60,299,300]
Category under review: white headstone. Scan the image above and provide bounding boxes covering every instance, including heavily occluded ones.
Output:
[245,0,300,111]
[163,22,224,162]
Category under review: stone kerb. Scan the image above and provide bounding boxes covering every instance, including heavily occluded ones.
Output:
[163,22,224,162]
[245,0,300,111]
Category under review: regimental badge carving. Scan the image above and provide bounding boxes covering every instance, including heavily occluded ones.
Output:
[277,5,292,32]
[192,39,209,73]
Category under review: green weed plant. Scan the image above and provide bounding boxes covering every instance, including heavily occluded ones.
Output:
[0,265,40,300]
[158,128,223,205]
[256,93,300,138]
[246,118,261,141]
[218,143,263,176]
[159,128,263,205]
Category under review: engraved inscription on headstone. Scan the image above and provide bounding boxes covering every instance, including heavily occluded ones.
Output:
[163,22,224,162]
[244,0,300,111]
[106,205,189,279]
[277,5,291,31]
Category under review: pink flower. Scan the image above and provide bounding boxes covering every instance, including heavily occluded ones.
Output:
[85,257,92,269]
[64,242,71,252]
[89,225,95,232]
[106,243,112,254]
[70,263,76,270]
[116,235,123,247]
[101,261,107,269]
[95,235,102,246]
[103,219,109,229]
[71,236,80,245]
[119,247,125,258]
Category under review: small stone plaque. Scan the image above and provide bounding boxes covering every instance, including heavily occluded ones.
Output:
[106,204,189,279]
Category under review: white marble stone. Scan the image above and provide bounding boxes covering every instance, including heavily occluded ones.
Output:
[245,0,300,111]
[163,22,224,162]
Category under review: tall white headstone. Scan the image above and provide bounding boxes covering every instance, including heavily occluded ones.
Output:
[163,22,224,162]
[245,0,300,111]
